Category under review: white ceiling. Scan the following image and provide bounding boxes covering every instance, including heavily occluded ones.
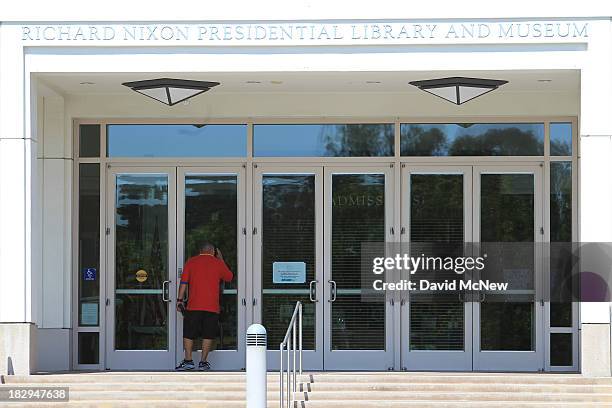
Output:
[37,70,579,96]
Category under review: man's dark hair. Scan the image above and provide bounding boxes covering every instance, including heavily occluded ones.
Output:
[200,242,215,252]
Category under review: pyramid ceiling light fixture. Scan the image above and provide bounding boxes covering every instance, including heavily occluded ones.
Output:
[122,78,220,106]
[409,77,508,105]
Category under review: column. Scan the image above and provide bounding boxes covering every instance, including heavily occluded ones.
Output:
[0,24,37,375]
[579,19,612,377]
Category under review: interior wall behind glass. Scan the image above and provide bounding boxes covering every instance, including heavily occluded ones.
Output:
[78,164,100,326]
[400,123,544,156]
[107,124,247,157]
[550,161,573,328]
[254,124,394,157]
[79,124,101,158]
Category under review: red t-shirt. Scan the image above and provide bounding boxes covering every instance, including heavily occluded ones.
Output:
[180,254,233,313]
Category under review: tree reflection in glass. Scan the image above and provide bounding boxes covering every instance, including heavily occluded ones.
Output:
[400,123,545,156]
[114,174,169,350]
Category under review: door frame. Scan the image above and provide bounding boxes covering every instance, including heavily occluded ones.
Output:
[322,164,396,370]
[400,165,474,371]
[105,165,178,370]
[175,165,248,370]
[471,164,545,371]
[252,164,325,370]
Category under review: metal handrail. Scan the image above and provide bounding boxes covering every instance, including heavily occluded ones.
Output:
[280,301,302,408]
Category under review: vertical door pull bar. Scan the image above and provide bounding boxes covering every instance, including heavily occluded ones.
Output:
[328,280,337,302]
[309,280,318,302]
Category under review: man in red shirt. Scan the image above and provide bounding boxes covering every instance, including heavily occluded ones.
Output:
[175,242,233,371]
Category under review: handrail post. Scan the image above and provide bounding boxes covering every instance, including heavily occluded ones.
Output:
[287,333,291,408]
[292,319,297,393]
[279,302,302,408]
[280,342,284,408]
[299,302,303,374]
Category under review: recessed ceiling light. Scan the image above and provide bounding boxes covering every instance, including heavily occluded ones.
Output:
[270,80,283,85]
[246,81,261,84]
[79,81,95,85]
[537,79,552,83]
[366,81,381,84]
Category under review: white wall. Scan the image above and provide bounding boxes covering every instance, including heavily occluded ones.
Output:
[2,0,611,21]
[64,90,579,120]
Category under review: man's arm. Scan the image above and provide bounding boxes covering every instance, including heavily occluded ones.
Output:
[177,266,190,311]
[176,283,188,312]
[215,248,233,282]
[177,282,188,300]
[220,264,233,282]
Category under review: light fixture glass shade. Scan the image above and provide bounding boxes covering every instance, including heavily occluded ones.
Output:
[122,78,220,106]
[409,77,508,105]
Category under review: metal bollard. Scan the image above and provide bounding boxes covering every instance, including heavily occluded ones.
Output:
[246,324,267,408]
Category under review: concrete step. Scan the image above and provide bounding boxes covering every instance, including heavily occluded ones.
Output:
[8,381,612,394]
[302,373,612,385]
[7,372,611,385]
[294,390,612,402]
[61,390,279,401]
[299,382,612,393]
[10,401,612,408]
[299,402,612,408]
[3,373,253,383]
[6,372,612,408]
[4,402,261,408]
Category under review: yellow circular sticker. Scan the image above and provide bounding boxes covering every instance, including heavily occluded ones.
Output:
[135,269,148,283]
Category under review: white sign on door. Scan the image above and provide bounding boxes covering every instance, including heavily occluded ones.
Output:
[273,262,306,284]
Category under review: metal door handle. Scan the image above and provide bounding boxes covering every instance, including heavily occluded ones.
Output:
[162,280,171,302]
[328,280,337,302]
[309,280,318,302]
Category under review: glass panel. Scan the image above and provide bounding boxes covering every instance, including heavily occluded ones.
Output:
[254,124,394,157]
[107,124,247,157]
[550,333,573,366]
[78,164,100,327]
[409,174,465,350]
[114,174,169,350]
[550,123,572,156]
[480,173,535,351]
[78,332,99,365]
[331,174,385,350]
[400,123,544,156]
[261,175,316,350]
[79,124,101,157]
[183,174,238,350]
[550,162,573,327]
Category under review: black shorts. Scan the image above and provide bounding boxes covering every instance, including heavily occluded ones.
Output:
[183,310,219,340]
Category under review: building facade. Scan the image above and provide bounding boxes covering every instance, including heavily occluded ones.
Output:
[1,3,611,375]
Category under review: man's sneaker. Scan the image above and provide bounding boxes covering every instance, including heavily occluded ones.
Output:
[199,361,211,371]
[175,360,195,371]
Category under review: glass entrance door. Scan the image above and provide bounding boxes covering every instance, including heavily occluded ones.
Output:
[401,165,544,371]
[253,165,394,370]
[472,165,544,371]
[401,166,473,371]
[106,166,177,369]
[323,166,395,370]
[253,166,324,370]
[176,167,246,370]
